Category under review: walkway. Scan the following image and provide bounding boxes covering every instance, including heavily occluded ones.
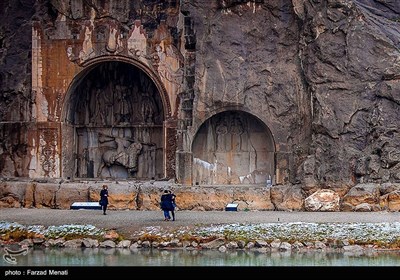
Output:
[1,208,399,238]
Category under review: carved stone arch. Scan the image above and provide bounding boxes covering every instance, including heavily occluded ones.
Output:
[191,109,275,186]
[61,56,172,180]
[80,56,171,118]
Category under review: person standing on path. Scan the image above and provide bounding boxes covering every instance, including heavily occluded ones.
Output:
[169,190,176,221]
[99,185,109,215]
[160,190,174,221]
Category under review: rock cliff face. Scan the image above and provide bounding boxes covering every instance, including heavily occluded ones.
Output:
[0,0,399,211]
[296,0,400,188]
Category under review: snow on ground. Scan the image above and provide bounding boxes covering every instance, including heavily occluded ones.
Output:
[0,222,105,239]
[1,221,400,246]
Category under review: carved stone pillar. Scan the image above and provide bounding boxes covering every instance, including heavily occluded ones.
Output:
[164,119,177,179]
[33,123,61,178]
[60,123,75,179]
[176,151,193,185]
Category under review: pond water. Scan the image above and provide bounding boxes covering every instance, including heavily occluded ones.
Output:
[1,247,400,267]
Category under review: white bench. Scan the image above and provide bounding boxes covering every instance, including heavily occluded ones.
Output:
[70,202,102,210]
[225,203,238,211]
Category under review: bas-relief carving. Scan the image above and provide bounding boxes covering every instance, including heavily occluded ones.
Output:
[193,112,274,185]
[153,44,184,112]
[64,18,155,67]
[79,26,95,62]
[75,62,163,127]
[127,22,147,59]
[39,129,58,177]
[166,126,177,178]
[72,62,164,179]
[47,1,180,68]
[106,26,123,53]
[215,114,246,152]
[97,132,143,177]
[32,3,184,180]
[67,23,126,65]
[76,128,161,179]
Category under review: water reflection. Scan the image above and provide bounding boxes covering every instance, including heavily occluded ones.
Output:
[1,247,400,267]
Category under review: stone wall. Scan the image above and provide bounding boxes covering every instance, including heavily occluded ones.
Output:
[1,180,400,211]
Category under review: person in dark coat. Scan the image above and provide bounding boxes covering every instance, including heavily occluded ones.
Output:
[160,190,174,221]
[99,184,109,215]
[169,190,177,221]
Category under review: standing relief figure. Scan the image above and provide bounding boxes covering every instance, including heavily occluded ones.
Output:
[103,84,114,125]
[90,80,111,125]
[106,27,118,53]
[216,117,228,152]
[113,76,132,124]
[79,26,95,62]
[129,84,140,122]
[230,116,244,152]
[140,91,156,124]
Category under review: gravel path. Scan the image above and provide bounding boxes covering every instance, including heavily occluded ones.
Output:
[1,208,399,238]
